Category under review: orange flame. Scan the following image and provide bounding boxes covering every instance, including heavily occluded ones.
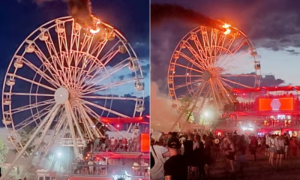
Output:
[222,23,231,35]
[90,28,100,34]
[224,29,231,35]
[222,23,231,28]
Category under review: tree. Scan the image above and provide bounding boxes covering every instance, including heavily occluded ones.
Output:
[0,137,8,165]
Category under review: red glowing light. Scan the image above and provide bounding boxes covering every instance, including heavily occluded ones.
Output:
[116,124,120,128]
[146,115,150,118]
[141,133,150,152]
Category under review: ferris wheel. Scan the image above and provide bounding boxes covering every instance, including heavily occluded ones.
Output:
[1,16,145,171]
[168,23,261,117]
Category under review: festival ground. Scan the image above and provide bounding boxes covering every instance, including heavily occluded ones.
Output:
[200,151,300,180]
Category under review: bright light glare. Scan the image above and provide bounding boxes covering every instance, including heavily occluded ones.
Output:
[222,23,231,28]
[204,112,208,117]
[57,152,62,156]
[224,29,231,35]
[90,28,100,34]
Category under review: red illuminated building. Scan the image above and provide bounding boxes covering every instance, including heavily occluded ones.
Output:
[215,86,300,137]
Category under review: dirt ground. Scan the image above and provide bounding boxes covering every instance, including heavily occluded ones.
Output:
[205,150,300,180]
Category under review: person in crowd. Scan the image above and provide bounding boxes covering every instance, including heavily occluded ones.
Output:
[290,137,298,158]
[179,134,186,155]
[269,135,276,166]
[284,133,290,159]
[265,134,270,157]
[203,134,213,176]
[275,135,284,167]
[93,137,100,152]
[258,137,262,151]
[150,137,169,180]
[195,134,205,179]
[236,134,248,178]
[249,135,258,161]
[183,133,196,179]
[164,137,188,180]
[88,158,94,174]
[223,133,235,173]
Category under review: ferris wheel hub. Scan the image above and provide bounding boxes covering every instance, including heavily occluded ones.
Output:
[54,87,69,104]
[202,71,212,81]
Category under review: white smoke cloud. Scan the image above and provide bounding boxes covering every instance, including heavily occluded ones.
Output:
[151,81,182,133]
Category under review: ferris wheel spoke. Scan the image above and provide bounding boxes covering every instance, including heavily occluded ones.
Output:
[220,77,252,89]
[173,74,203,78]
[70,21,81,55]
[191,33,208,60]
[20,58,61,88]
[209,80,221,111]
[42,32,64,70]
[180,52,206,71]
[231,40,247,55]
[66,103,89,142]
[32,42,63,77]
[64,102,84,154]
[91,40,108,57]
[81,99,129,118]
[4,92,54,97]
[221,74,257,77]
[56,20,70,54]
[82,57,129,89]
[14,104,54,130]
[175,63,203,74]
[78,49,121,88]
[200,27,213,59]
[8,99,55,115]
[215,79,234,104]
[224,36,236,52]
[184,42,209,69]
[217,51,248,71]
[81,79,135,95]
[80,103,121,136]
[81,95,139,101]
[174,79,202,90]
[8,73,56,92]
[40,113,66,163]
[76,103,103,139]
[80,32,95,53]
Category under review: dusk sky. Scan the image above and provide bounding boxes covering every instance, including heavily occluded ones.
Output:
[151,0,300,94]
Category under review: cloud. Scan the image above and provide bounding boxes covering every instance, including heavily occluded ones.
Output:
[285,49,300,56]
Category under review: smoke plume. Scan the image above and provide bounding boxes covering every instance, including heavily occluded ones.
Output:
[151,4,220,29]
[67,0,94,27]
[151,81,181,133]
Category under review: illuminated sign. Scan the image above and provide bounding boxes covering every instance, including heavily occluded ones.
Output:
[259,97,294,111]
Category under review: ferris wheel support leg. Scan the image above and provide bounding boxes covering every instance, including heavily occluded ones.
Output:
[0,104,60,180]
[20,106,60,179]
[170,83,205,132]
[68,102,86,147]
[65,101,80,158]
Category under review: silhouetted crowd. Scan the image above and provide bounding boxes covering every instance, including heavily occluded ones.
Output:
[150,131,300,180]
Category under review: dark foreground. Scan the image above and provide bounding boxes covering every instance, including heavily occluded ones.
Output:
[202,151,300,180]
